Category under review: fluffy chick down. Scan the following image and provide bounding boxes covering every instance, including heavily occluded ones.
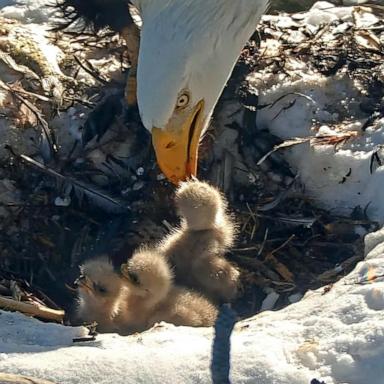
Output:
[119,248,218,334]
[160,180,240,303]
[75,257,128,333]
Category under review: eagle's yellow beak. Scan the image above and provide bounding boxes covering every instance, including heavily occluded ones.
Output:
[151,100,205,185]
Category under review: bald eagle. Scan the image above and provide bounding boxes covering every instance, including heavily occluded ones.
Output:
[57,0,269,184]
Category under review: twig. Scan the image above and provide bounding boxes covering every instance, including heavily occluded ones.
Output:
[257,137,311,166]
[35,288,62,311]
[232,246,260,252]
[0,81,50,102]
[258,92,316,111]
[257,132,358,166]
[73,336,97,343]
[245,202,257,223]
[73,55,109,85]
[258,228,269,256]
[257,175,299,212]
[6,146,129,212]
[0,295,64,322]
[270,235,296,256]
[0,80,58,157]
[0,373,57,384]
[317,255,363,283]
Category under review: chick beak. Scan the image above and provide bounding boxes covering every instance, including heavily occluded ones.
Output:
[120,263,130,280]
[74,275,92,292]
[151,100,205,185]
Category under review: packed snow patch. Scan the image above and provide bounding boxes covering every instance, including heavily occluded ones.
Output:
[255,74,384,220]
[0,0,56,24]
[253,2,384,222]
[256,73,384,222]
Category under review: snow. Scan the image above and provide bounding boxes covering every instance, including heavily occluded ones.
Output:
[304,2,353,27]
[0,311,86,354]
[253,2,384,223]
[0,0,56,24]
[255,73,384,222]
[1,227,384,383]
[365,227,384,255]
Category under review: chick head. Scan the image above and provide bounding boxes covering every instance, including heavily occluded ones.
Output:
[75,257,124,308]
[175,180,226,230]
[120,248,172,305]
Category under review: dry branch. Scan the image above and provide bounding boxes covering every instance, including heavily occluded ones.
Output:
[0,373,57,384]
[0,296,65,322]
[316,255,363,283]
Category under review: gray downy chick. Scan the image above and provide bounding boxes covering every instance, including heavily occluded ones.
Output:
[160,180,240,303]
[119,247,218,334]
[75,257,128,333]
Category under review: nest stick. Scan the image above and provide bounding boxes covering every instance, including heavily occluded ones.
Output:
[0,296,65,322]
[0,372,57,384]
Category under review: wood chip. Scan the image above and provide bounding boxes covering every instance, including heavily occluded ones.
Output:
[265,253,294,283]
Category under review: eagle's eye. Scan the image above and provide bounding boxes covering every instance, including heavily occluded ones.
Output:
[176,92,190,109]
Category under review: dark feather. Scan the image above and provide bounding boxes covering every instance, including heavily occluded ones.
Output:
[82,93,124,146]
[55,0,134,32]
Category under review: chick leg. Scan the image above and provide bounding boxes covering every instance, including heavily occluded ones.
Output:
[194,257,240,303]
